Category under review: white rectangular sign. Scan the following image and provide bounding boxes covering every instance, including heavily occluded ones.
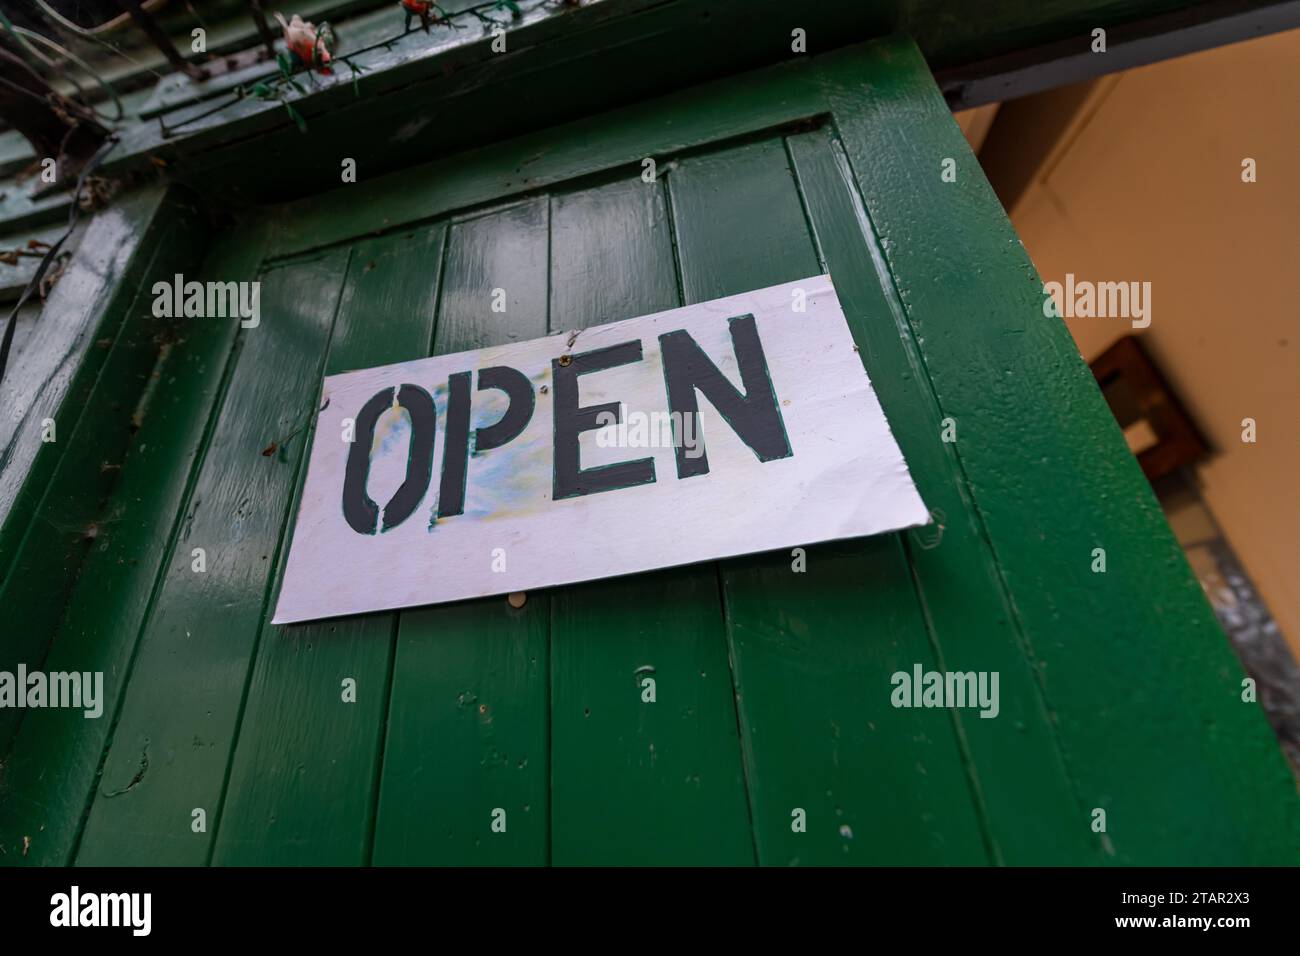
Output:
[273,274,928,624]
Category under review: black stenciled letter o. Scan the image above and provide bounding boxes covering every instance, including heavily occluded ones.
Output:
[342,384,436,534]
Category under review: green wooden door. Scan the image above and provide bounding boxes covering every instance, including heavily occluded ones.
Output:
[3,36,1296,867]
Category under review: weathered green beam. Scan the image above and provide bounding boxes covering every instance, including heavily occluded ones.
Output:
[0,187,176,584]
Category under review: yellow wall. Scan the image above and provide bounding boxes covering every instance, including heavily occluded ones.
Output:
[1009,29,1300,658]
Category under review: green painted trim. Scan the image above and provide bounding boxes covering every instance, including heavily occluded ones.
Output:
[825,34,1300,863]
[0,186,178,580]
[0,219,269,864]
[784,125,1088,864]
[265,72,830,258]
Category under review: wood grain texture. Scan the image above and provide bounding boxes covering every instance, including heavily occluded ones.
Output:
[824,35,1300,863]
[548,175,753,865]
[0,187,193,751]
[0,187,171,575]
[74,250,350,865]
[0,218,257,865]
[211,225,447,865]
[265,63,829,260]
[667,137,987,864]
[785,128,1089,864]
[0,222,200,658]
[371,200,551,865]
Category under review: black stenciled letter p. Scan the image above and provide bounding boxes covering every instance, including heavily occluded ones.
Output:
[342,384,436,534]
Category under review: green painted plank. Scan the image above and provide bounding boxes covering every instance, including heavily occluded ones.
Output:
[74,249,350,866]
[372,598,548,865]
[0,198,208,753]
[785,128,1090,864]
[825,34,1300,863]
[0,219,262,867]
[265,59,829,260]
[0,188,183,757]
[666,137,988,865]
[0,187,172,577]
[212,224,447,865]
[550,569,755,865]
[431,202,551,352]
[667,140,822,301]
[0,235,171,647]
[547,175,753,865]
[371,198,550,865]
[548,176,680,329]
[720,539,990,865]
